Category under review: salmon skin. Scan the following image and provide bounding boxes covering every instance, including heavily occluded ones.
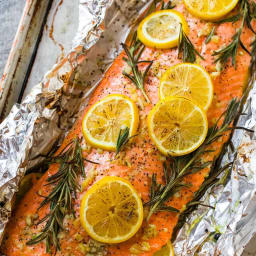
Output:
[1,2,256,256]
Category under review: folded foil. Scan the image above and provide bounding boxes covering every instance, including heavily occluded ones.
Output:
[174,73,256,255]
[1,0,256,255]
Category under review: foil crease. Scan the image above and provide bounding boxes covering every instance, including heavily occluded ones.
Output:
[0,0,151,245]
[174,78,256,255]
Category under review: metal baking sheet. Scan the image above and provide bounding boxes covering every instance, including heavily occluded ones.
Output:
[0,0,79,120]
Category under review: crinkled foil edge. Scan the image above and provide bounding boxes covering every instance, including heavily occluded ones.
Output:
[174,70,256,255]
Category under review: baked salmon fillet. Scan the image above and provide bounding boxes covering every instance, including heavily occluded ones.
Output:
[1,1,256,255]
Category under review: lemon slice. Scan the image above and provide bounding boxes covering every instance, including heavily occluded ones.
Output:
[183,0,239,21]
[159,63,213,111]
[148,97,208,156]
[137,10,189,49]
[80,176,143,244]
[154,241,175,256]
[82,94,139,151]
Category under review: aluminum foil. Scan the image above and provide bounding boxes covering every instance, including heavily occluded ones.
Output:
[173,75,256,255]
[0,0,150,243]
[1,0,256,255]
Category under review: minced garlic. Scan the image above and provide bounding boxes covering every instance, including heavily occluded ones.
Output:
[210,71,220,79]
[74,233,84,242]
[198,23,213,37]
[140,242,150,252]
[211,35,219,44]
[152,61,160,77]
[81,167,97,191]
[73,217,81,229]
[82,239,107,256]
[78,243,87,254]
[25,215,32,227]
[57,231,66,240]
[173,191,181,198]
[129,242,151,254]
[123,63,132,75]
[130,244,142,254]
[216,61,223,72]
[142,224,158,240]
[97,148,104,154]
[81,137,92,153]
[137,96,145,110]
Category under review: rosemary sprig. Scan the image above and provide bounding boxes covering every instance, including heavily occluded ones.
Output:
[178,24,204,63]
[122,0,175,102]
[116,126,130,155]
[27,137,96,253]
[145,99,250,221]
[213,0,254,67]
[122,36,153,103]
[212,27,250,68]
[215,0,256,31]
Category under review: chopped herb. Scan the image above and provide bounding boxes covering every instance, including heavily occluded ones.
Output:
[27,138,97,253]
[178,24,205,63]
[205,27,216,44]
